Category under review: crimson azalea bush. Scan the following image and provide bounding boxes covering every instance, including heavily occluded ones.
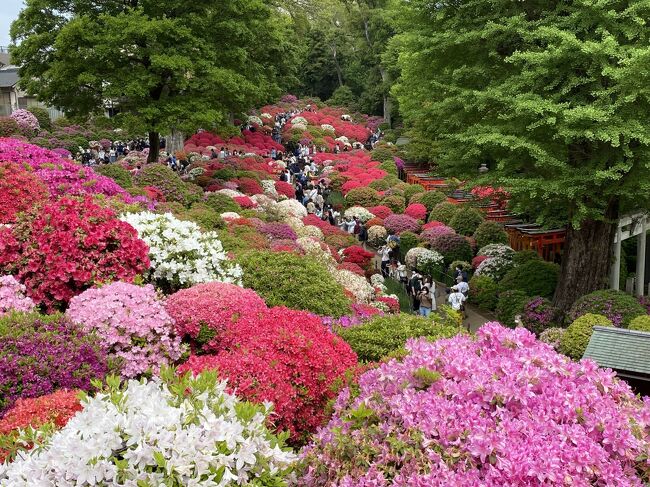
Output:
[0,389,81,463]
[383,214,421,235]
[166,281,268,353]
[297,323,650,485]
[0,313,110,415]
[275,180,295,198]
[342,245,375,272]
[368,205,393,219]
[179,306,357,443]
[66,282,184,378]
[0,162,49,224]
[404,203,427,221]
[0,197,150,310]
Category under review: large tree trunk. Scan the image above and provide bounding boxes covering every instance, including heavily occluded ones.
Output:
[166,128,184,155]
[553,202,618,312]
[147,131,160,163]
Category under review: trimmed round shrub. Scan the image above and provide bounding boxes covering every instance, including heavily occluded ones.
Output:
[27,107,52,131]
[94,164,133,189]
[512,249,543,266]
[384,214,421,235]
[567,289,646,328]
[380,195,406,214]
[297,323,650,486]
[477,243,515,260]
[66,282,184,378]
[179,306,357,443]
[428,202,459,224]
[560,313,613,360]
[0,372,296,484]
[179,203,224,230]
[134,164,196,206]
[398,231,420,261]
[495,290,529,328]
[409,190,447,211]
[203,192,241,214]
[475,256,514,282]
[10,109,39,134]
[403,184,426,202]
[238,251,351,317]
[0,197,150,310]
[468,275,499,311]
[499,260,560,299]
[404,203,427,221]
[0,275,35,315]
[369,178,391,191]
[336,314,462,362]
[448,260,472,274]
[449,206,484,236]
[0,312,110,415]
[629,315,650,332]
[367,205,393,219]
[521,296,561,336]
[345,187,381,207]
[539,327,566,351]
[429,233,472,266]
[0,117,20,137]
[473,221,509,249]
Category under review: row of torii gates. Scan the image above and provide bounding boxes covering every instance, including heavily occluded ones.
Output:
[401,164,648,296]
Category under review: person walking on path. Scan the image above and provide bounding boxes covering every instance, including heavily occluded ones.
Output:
[448,287,468,329]
[418,284,433,317]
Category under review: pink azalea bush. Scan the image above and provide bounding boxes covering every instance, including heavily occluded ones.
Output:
[383,214,420,235]
[297,322,650,486]
[0,275,35,315]
[10,109,39,133]
[66,282,184,378]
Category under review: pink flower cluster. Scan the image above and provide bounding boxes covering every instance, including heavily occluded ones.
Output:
[383,214,421,235]
[0,275,35,315]
[298,322,650,485]
[66,282,184,378]
[10,109,39,133]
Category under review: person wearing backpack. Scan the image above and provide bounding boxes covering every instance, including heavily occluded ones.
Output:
[410,272,422,313]
[358,222,368,249]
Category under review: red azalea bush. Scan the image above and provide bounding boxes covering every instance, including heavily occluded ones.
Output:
[178,306,357,443]
[342,245,375,271]
[376,295,400,314]
[275,181,295,198]
[365,217,384,228]
[0,162,49,224]
[383,214,421,235]
[404,203,427,221]
[368,205,393,220]
[472,255,489,269]
[235,177,264,196]
[0,197,150,310]
[233,196,257,209]
[0,390,82,463]
[422,220,446,230]
[337,262,367,277]
[166,282,268,353]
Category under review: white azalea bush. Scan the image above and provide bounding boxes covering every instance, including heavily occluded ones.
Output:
[277,199,308,218]
[320,124,335,133]
[416,249,445,275]
[0,371,296,486]
[405,247,428,270]
[475,256,515,282]
[477,243,515,260]
[121,212,242,291]
[261,180,279,199]
[291,116,308,126]
[248,115,263,126]
[343,206,375,223]
[332,268,375,303]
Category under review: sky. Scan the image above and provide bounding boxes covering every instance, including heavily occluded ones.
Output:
[0,0,24,47]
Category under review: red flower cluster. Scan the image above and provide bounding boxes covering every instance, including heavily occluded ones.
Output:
[0,197,150,310]
[179,306,357,443]
[337,262,366,276]
[376,296,400,314]
[275,181,295,198]
[0,390,81,462]
[235,177,264,196]
[0,162,49,224]
[365,217,385,228]
[233,196,257,209]
[342,245,375,272]
[404,203,427,221]
[472,255,489,269]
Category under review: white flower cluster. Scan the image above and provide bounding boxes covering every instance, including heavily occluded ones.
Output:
[260,180,279,199]
[296,237,336,268]
[291,116,308,126]
[335,136,350,145]
[220,212,241,221]
[416,249,445,273]
[475,256,515,281]
[343,206,375,223]
[296,225,324,240]
[405,247,428,270]
[370,273,385,287]
[0,375,296,486]
[216,188,245,198]
[367,225,387,247]
[261,112,273,119]
[477,243,515,260]
[248,115,263,126]
[276,199,308,219]
[121,212,242,290]
[332,269,374,303]
[320,124,335,133]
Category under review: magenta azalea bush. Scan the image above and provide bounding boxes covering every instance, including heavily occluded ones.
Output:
[10,109,39,133]
[521,296,561,336]
[383,214,420,235]
[297,323,650,486]
[0,275,35,315]
[66,282,184,378]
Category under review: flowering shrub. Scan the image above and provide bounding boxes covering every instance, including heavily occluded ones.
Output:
[0,390,81,463]
[259,221,298,240]
[405,247,428,270]
[477,243,515,260]
[567,289,646,328]
[345,187,381,207]
[336,314,462,362]
[0,275,35,315]
[416,249,445,275]
[332,268,375,303]
[375,296,400,314]
[239,251,351,317]
[428,201,459,224]
[468,275,498,311]
[0,197,149,309]
[344,206,375,223]
[121,211,241,292]
[66,283,184,378]
[539,327,566,351]
[235,177,264,196]
[560,314,613,360]
[0,117,20,137]
[338,262,366,276]
[383,214,420,235]
[134,164,200,206]
[342,245,375,271]
[275,180,295,198]
[166,282,268,353]
[180,307,357,443]
[277,198,308,218]
[0,163,49,224]
[379,195,406,213]
[419,225,455,245]
[429,233,473,265]
[367,205,393,219]
[499,260,560,299]
[365,217,384,228]
[472,254,489,269]
[298,323,650,485]
[0,371,296,484]
[10,109,39,134]
[367,225,387,248]
[521,296,561,336]
[409,190,447,211]
[0,313,109,415]
[473,221,509,249]
[404,203,427,221]
[475,256,514,282]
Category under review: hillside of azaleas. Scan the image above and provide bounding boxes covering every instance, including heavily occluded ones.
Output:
[0,97,649,485]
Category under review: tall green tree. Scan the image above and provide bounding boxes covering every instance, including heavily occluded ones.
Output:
[11,0,299,162]
[393,0,650,310]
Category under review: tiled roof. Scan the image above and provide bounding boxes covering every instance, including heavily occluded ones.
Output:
[0,67,19,88]
[583,326,650,378]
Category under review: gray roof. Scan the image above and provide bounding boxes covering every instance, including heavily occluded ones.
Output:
[0,67,19,88]
[583,326,650,379]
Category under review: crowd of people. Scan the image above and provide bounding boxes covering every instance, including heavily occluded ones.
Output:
[77,138,153,166]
